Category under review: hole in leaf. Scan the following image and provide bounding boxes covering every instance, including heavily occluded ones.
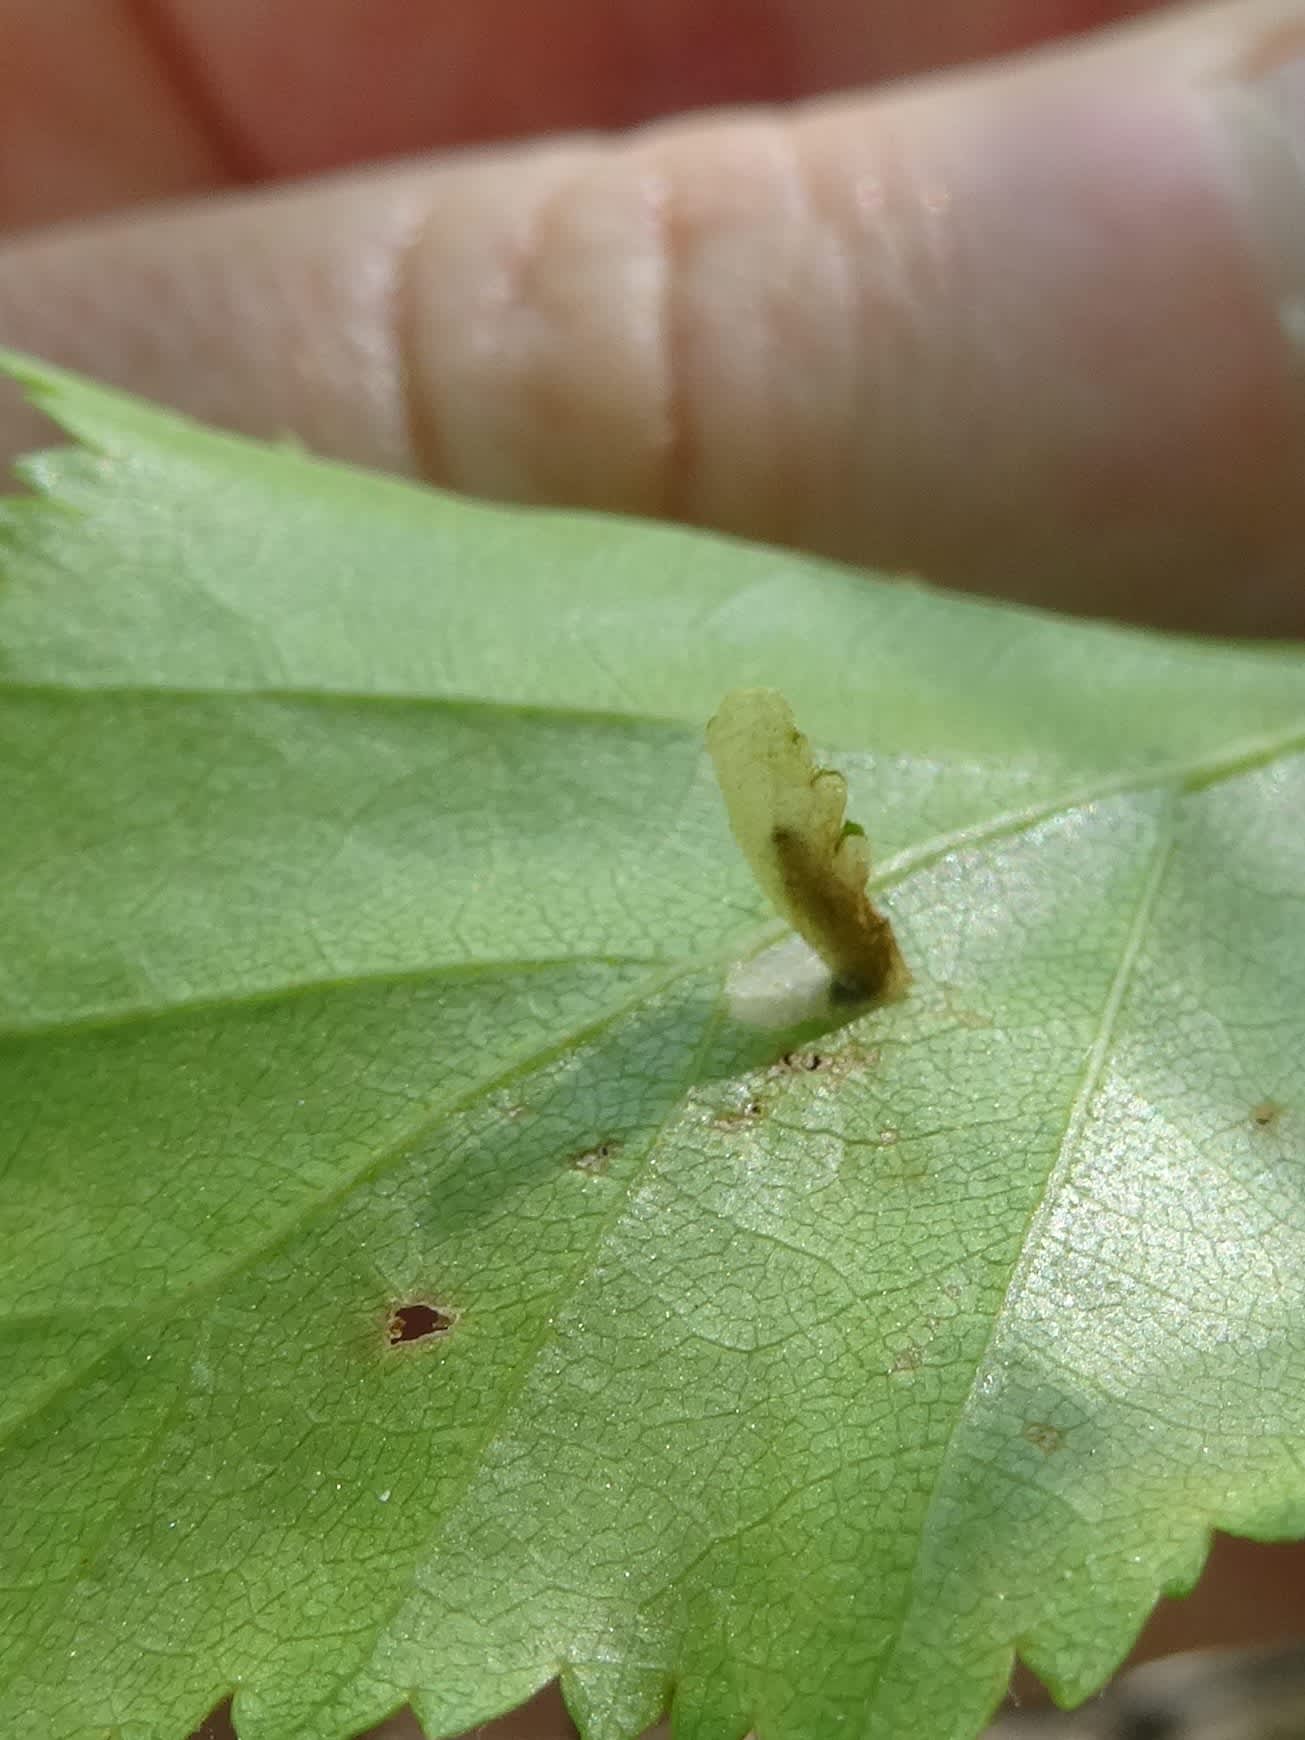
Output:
[388,1302,455,1346]
[188,1698,235,1740]
[570,1138,622,1174]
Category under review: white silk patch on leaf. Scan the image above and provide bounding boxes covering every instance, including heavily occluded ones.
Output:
[724,933,837,1029]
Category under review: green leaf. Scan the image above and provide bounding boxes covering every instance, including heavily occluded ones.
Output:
[1,356,1304,1740]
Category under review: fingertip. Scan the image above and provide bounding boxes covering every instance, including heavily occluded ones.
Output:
[400,1,1305,629]
[791,24,1305,623]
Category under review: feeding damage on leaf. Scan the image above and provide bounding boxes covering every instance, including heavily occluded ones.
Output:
[387,1302,457,1346]
[569,1138,622,1175]
[707,688,909,1005]
[770,1042,881,1081]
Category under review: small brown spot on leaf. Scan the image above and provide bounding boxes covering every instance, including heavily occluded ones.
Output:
[711,1099,765,1132]
[890,1345,922,1375]
[770,1043,879,1082]
[1252,1100,1284,1129]
[188,1697,236,1740]
[1023,1421,1066,1455]
[388,1303,455,1346]
[893,1165,929,1186]
[878,1127,899,1147]
[571,1139,621,1175]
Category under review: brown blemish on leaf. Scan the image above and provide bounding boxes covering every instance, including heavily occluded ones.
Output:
[714,1039,879,1133]
[1252,1100,1284,1129]
[890,1345,922,1375]
[881,1161,929,1187]
[191,1696,237,1740]
[877,1126,899,1147]
[570,1139,622,1175]
[769,1043,880,1083]
[387,1302,456,1346]
[711,1099,765,1133]
[1023,1421,1066,1456]
[939,983,993,1029]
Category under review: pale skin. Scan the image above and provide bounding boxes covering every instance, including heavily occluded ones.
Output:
[3,5,1304,1737]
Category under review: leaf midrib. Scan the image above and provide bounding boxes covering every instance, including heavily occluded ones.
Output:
[9,718,1301,1040]
[0,956,674,1044]
[0,678,697,737]
[6,681,1305,787]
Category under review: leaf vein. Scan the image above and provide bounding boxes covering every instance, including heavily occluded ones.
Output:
[857,794,1180,1724]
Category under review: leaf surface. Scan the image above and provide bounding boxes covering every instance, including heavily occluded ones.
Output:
[1,360,1304,1740]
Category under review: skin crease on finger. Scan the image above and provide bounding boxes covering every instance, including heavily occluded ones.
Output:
[3,1,1305,628]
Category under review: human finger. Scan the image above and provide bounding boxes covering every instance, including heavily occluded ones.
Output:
[2,0,1305,630]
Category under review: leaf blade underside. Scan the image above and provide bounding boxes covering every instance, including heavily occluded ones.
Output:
[1,359,1304,1740]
